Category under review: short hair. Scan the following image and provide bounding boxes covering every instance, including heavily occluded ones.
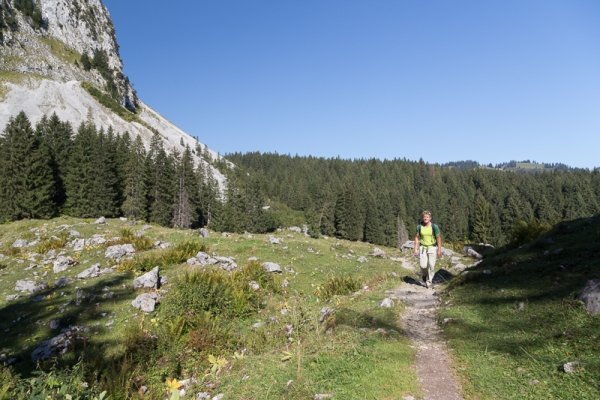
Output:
[422,210,431,216]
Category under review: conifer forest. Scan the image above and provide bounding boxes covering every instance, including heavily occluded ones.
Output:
[1,111,599,249]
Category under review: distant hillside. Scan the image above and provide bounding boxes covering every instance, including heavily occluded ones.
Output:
[442,159,579,173]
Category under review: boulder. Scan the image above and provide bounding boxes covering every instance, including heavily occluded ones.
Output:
[68,230,80,237]
[86,235,106,246]
[450,263,468,273]
[319,307,335,323]
[441,247,455,257]
[263,262,282,273]
[94,216,106,224]
[187,257,201,265]
[12,239,28,248]
[53,256,76,273]
[371,248,387,258]
[195,251,219,265]
[379,298,395,308]
[133,266,159,289]
[357,256,368,263]
[68,238,85,251]
[563,361,580,373]
[77,264,102,279]
[577,279,600,314]
[269,236,283,245]
[105,244,136,259]
[400,241,414,252]
[199,228,209,238]
[217,257,237,272]
[30,326,88,362]
[54,277,72,288]
[131,292,159,313]
[464,246,483,259]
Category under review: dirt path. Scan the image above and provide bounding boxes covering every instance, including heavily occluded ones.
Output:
[387,257,463,400]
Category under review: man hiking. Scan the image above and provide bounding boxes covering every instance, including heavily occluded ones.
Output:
[413,211,442,288]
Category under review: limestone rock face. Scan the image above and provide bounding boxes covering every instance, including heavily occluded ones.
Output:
[577,279,600,315]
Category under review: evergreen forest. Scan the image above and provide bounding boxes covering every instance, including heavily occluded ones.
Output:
[1,111,599,249]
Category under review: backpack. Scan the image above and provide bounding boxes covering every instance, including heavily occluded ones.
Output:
[417,221,438,246]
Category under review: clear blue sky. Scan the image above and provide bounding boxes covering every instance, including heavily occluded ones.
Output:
[103,0,600,169]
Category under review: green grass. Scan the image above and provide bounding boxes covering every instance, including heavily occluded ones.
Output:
[439,216,600,399]
[39,37,82,65]
[0,217,421,399]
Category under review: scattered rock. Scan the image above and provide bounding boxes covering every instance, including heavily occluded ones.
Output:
[215,257,237,271]
[400,240,414,252]
[577,279,600,314]
[68,230,80,237]
[131,293,159,313]
[105,244,135,259]
[68,238,85,251]
[94,216,106,224]
[371,247,387,258]
[77,264,111,279]
[289,226,302,233]
[6,294,20,301]
[252,322,264,329]
[199,228,209,238]
[54,277,72,288]
[87,235,107,246]
[15,280,48,293]
[12,239,28,248]
[563,361,580,373]
[313,395,332,400]
[464,246,483,259]
[49,319,60,330]
[518,302,525,311]
[263,262,282,273]
[134,230,144,238]
[143,225,153,230]
[281,278,289,288]
[247,257,258,262]
[553,248,564,255]
[249,281,260,291]
[221,232,230,237]
[120,217,128,222]
[319,307,335,323]
[357,256,368,263]
[483,270,492,275]
[379,298,395,308]
[30,326,88,362]
[133,267,160,289]
[269,236,283,245]
[196,393,211,400]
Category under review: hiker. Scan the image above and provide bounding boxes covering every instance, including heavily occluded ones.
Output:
[413,211,442,288]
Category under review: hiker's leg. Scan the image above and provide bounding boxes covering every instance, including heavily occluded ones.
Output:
[419,247,428,281]
[427,247,437,284]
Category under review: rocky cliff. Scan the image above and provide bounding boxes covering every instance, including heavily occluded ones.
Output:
[0,0,228,188]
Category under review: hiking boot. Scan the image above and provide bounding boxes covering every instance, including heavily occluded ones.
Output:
[426,281,432,289]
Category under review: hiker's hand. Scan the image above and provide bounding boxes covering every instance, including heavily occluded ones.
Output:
[413,250,418,257]
[437,249,442,258]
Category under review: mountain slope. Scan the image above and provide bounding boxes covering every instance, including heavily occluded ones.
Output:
[0,0,228,189]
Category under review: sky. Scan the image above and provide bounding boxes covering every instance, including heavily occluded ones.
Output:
[103,0,600,169]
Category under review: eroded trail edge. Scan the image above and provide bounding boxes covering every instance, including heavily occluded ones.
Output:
[387,272,463,400]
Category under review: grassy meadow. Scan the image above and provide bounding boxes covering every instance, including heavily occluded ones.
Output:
[0,217,422,399]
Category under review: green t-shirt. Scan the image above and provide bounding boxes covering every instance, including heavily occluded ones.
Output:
[416,224,440,247]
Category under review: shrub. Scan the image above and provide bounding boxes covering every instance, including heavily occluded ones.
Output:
[315,276,362,299]
[509,219,552,248]
[36,237,67,254]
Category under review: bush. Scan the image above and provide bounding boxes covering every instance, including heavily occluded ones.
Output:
[36,237,67,253]
[315,276,362,299]
[509,219,552,248]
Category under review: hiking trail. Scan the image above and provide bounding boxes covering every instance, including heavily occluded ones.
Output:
[386,257,463,400]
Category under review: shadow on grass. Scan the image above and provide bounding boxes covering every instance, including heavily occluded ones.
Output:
[0,272,133,377]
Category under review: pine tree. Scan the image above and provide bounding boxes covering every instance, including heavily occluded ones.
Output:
[172,148,198,228]
[472,194,492,244]
[396,216,409,249]
[114,130,131,206]
[64,121,96,217]
[89,127,119,216]
[122,135,147,220]
[145,132,175,226]
[0,112,56,221]
[363,193,383,244]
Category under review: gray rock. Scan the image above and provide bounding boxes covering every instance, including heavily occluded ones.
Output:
[371,247,387,258]
[68,230,80,237]
[196,251,219,265]
[563,361,580,373]
[94,216,106,224]
[221,232,230,237]
[289,226,302,233]
[400,240,414,252]
[217,257,238,272]
[159,242,173,249]
[30,327,87,362]
[313,395,332,400]
[282,278,289,288]
[54,277,72,288]
[68,238,85,251]
[15,280,48,293]
[379,298,395,308]
[12,239,28,248]
[133,267,159,289]
[249,281,260,291]
[577,279,600,314]
[49,319,60,330]
[553,248,564,255]
[77,264,102,279]
[120,217,128,222]
[143,225,153,230]
[483,270,492,275]
[450,263,467,273]
[451,256,460,263]
[6,294,20,301]
[441,247,455,256]
[269,236,283,245]
[131,293,159,313]
[53,256,76,273]
[303,224,310,237]
[319,307,335,323]
[105,244,135,259]
[199,228,209,238]
[263,262,282,273]
[247,257,258,262]
[212,394,224,400]
[86,235,107,246]
[357,256,368,263]
[196,393,211,400]
[464,246,483,259]
[187,257,201,265]
[134,230,144,238]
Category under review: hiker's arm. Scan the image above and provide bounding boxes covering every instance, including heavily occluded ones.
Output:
[413,234,419,255]
[436,234,442,257]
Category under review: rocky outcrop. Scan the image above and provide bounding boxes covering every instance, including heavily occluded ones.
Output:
[577,279,600,315]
